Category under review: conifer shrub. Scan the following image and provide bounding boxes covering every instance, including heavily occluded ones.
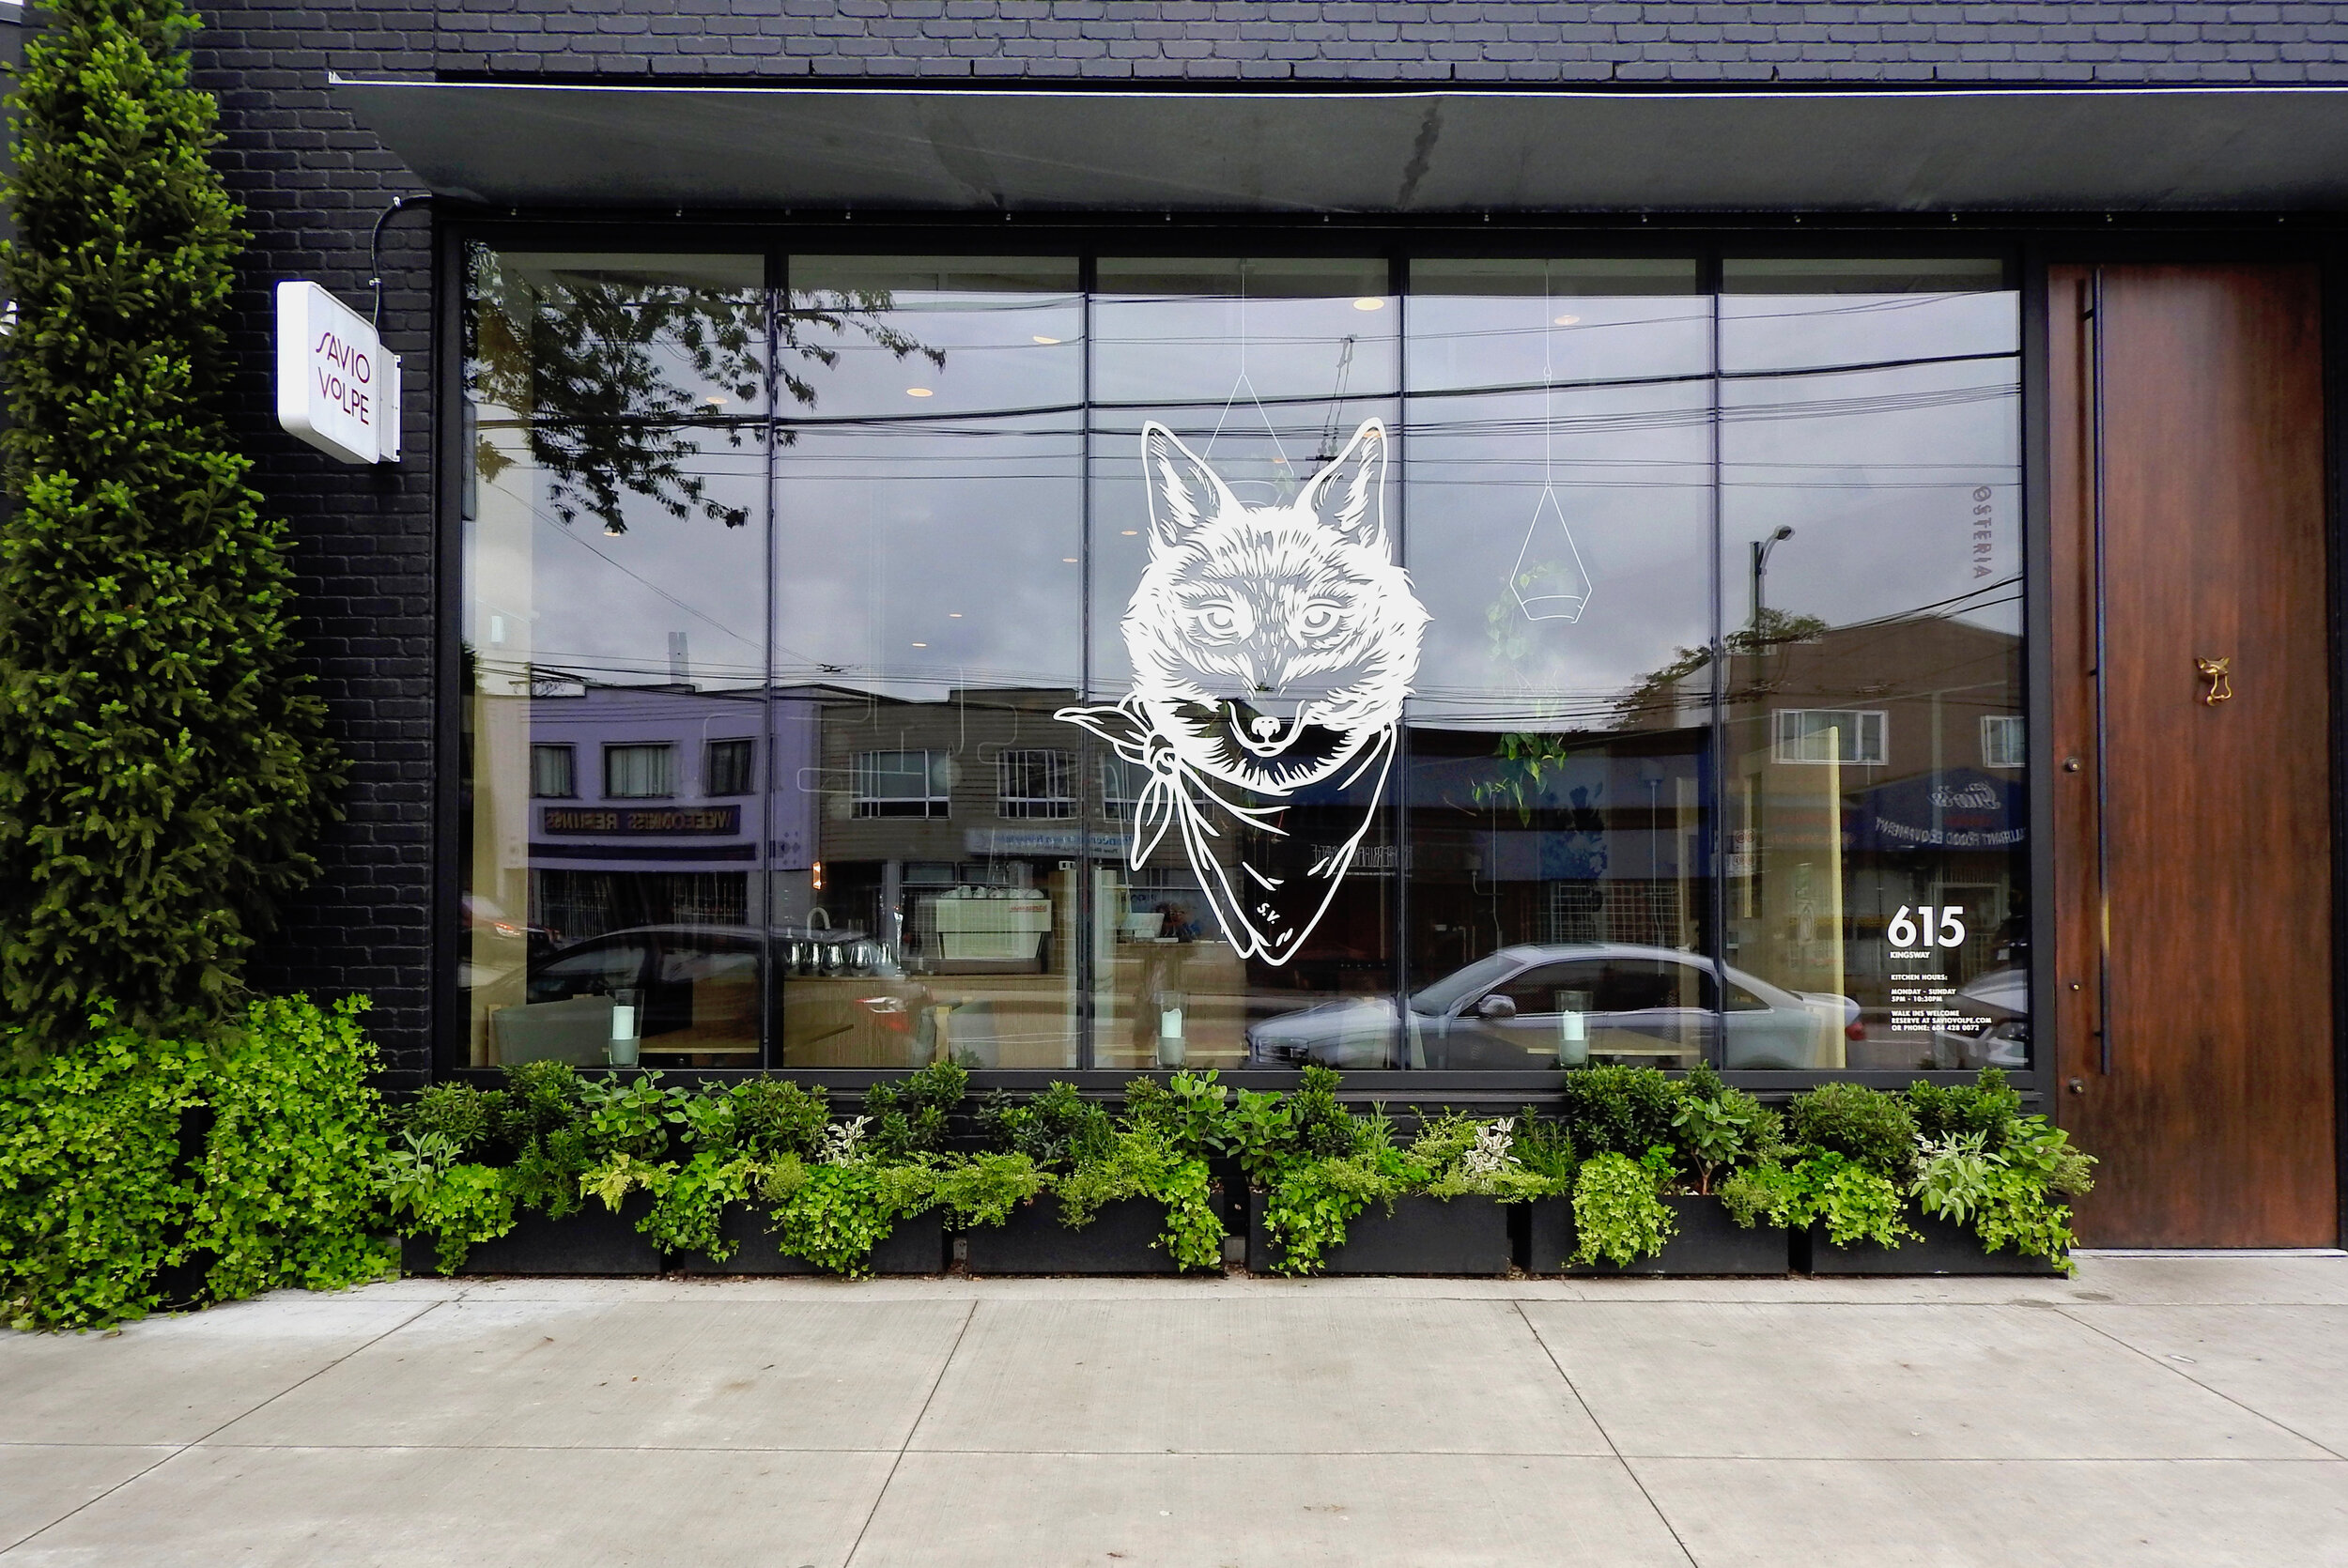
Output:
[0,0,341,1051]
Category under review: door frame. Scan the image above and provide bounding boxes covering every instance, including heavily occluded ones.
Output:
[2026,239,2348,1249]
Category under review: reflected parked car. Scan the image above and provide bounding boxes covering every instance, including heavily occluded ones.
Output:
[1245,944,1857,1070]
[1927,965,2029,1070]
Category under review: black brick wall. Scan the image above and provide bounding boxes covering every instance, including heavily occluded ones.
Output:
[197,5,438,1081]
[182,1,2348,1080]
[433,2,2348,85]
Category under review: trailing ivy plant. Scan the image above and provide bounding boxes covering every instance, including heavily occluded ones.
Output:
[1569,1147,1677,1267]
[6,997,392,1330]
[0,0,343,1051]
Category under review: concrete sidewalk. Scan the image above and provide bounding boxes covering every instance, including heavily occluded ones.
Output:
[3,1256,2345,1567]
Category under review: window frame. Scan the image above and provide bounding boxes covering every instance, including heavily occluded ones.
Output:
[852,747,951,820]
[601,742,677,800]
[996,747,1076,821]
[1769,707,1890,767]
[529,742,578,800]
[703,736,757,798]
[435,220,2040,1093]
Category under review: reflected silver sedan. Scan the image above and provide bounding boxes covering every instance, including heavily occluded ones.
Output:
[1245,944,1855,1070]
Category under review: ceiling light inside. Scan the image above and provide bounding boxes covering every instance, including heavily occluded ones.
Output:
[1352,297,1385,312]
[905,387,935,398]
[1032,334,1062,346]
[1553,314,1582,326]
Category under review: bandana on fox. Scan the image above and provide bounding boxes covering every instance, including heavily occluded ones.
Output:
[1058,419,1429,966]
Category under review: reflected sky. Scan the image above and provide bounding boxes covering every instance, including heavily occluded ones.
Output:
[468,254,2021,711]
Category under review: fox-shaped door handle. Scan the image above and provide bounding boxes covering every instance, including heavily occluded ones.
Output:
[1058,419,1429,967]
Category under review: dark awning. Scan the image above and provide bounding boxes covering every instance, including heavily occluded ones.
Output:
[331,76,2348,214]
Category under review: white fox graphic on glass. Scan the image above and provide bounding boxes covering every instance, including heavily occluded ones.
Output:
[1058,419,1429,965]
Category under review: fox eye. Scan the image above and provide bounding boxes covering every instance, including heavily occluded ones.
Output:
[1295,601,1346,639]
[1187,598,1249,640]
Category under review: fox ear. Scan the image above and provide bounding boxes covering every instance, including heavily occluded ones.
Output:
[1303,419,1389,550]
[1141,422,1229,549]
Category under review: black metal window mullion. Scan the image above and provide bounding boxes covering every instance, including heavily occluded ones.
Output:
[1703,249,1731,1072]
[1076,252,1098,1073]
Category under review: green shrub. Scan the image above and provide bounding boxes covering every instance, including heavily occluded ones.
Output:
[1260,1151,1402,1276]
[1227,1087,1296,1186]
[0,0,342,1051]
[928,1151,1046,1230]
[1559,1065,1676,1159]
[978,1081,1114,1171]
[765,1162,902,1276]
[1666,1065,1771,1193]
[404,1083,502,1156]
[1786,1083,1919,1178]
[1412,1113,1557,1201]
[862,1060,966,1160]
[727,1079,831,1159]
[1905,1069,2024,1150]
[376,1134,514,1277]
[180,996,393,1300]
[5,997,391,1327]
[1121,1069,1235,1162]
[1287,1064,1362,1160]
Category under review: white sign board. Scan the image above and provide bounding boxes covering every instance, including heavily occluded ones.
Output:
[275,281,399,464]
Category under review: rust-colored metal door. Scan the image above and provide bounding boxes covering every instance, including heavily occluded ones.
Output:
[2050,264,2337,1246]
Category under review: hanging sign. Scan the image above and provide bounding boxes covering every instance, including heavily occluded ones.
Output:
[275,281,400,464]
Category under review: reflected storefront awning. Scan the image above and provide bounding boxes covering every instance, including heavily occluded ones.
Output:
[332,76,2348,213]
[1847,768,2024,854]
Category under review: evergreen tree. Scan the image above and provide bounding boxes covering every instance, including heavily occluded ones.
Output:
[0,0,341,1049]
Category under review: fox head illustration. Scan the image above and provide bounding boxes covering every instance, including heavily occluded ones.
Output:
[1124,419,1429,795]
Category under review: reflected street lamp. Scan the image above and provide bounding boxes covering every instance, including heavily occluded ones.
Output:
[1750,525,1795,632]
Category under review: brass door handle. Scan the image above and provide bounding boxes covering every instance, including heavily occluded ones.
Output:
[2197,656,2232,705]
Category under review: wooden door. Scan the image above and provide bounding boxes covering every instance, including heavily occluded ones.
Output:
[2050,264,2337,1247]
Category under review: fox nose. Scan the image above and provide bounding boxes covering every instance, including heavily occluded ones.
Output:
[1249,714,1282,741]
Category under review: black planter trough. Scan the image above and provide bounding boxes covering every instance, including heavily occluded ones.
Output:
[671,1205,948,1276]
[401,1195,662,1277]
[1246,1191,1511,1276]
[963,1195,1186,1275]
[1523,1193,1793,1277]
[1800,1211,2065,1276]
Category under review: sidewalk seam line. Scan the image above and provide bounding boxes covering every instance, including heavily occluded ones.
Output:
[1513,1299,1702,1568]
[2052,1304,2348,1461]
[841,1296,978,1568]
[0,1299,446,1560]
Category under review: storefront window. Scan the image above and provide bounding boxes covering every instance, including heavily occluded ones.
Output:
[774,256,1086,1070]
[456,243,2025,1073]
[461,251,769,1070]
[1085,258,1403,1071]
[1718,258,2024,1072]
[1389,257,1715,1072]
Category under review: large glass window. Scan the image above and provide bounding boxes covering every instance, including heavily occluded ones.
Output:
[456,243,2025,1074]
[461,252,768,1070]
[1717,258,2024,1072]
